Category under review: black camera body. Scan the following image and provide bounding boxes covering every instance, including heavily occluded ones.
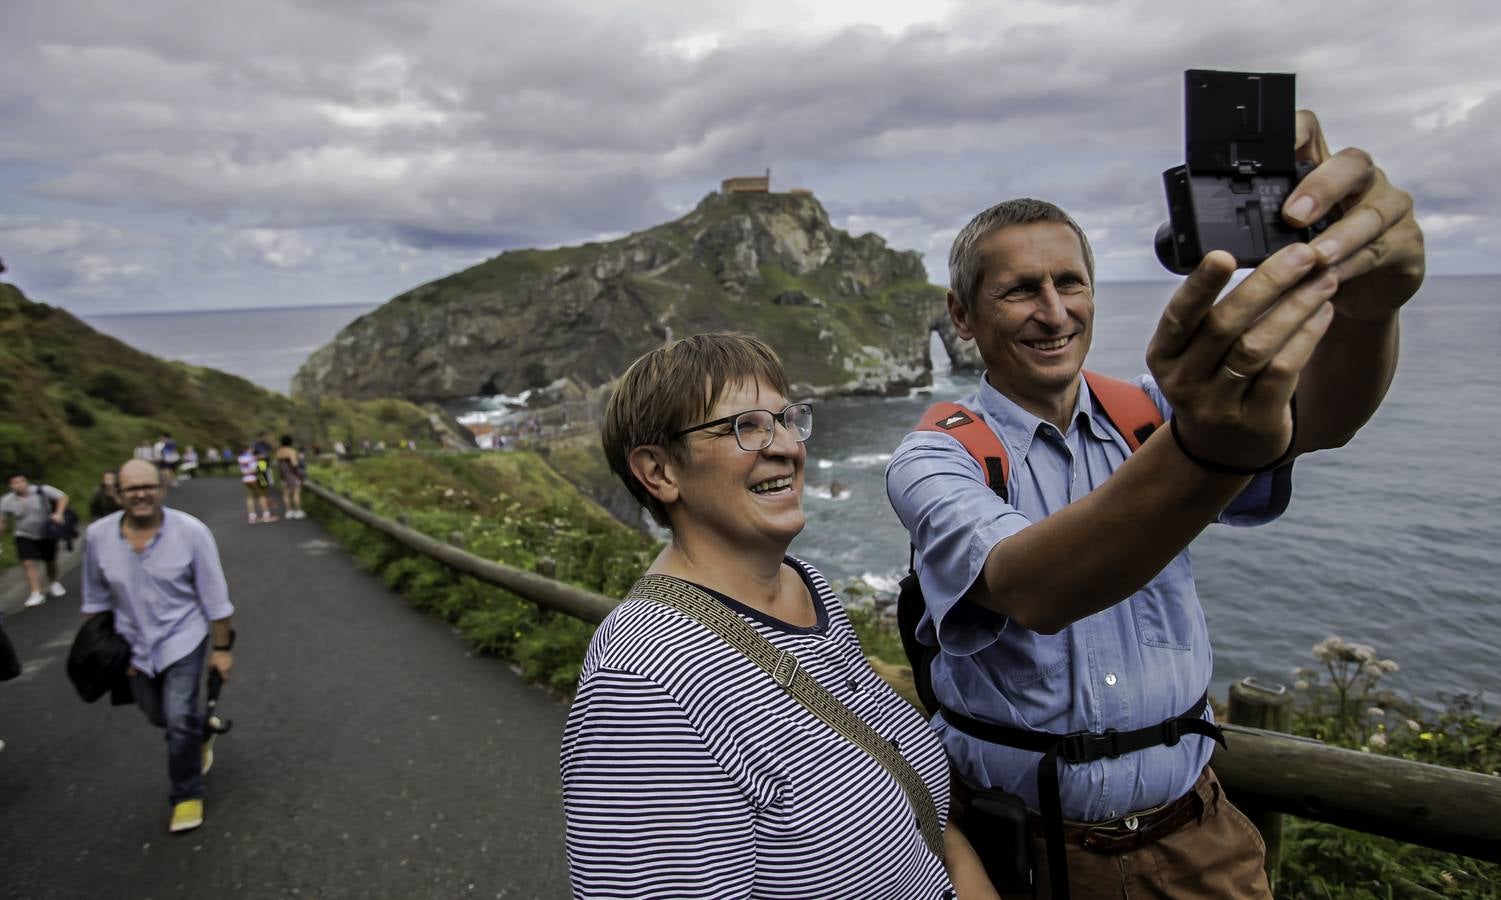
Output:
[1155,69,1320,275]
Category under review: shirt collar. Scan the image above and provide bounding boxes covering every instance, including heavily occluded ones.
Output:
[117,508,169,550]
[975,373,1118,462]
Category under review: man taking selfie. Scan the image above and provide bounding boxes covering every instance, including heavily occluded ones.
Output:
[886,110,1424,898]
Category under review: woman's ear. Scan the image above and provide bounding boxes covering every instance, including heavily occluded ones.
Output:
[627,445,680,508]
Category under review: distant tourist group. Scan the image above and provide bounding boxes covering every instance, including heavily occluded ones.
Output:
[235,433,308,524]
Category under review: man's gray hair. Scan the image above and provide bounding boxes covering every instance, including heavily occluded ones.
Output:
[947,199,1096,313]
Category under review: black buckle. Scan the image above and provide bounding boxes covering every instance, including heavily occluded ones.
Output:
[1059,728,1122,763]
[1161,718,1182,747]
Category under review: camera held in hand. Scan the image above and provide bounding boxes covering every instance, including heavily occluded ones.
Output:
[1155,69,1325,275]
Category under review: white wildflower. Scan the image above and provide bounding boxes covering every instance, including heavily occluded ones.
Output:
[1366,706,1386,718]
[1312,637,1342,662]
[1369,733,1389,749]
[1380,659,1400,673]
[1406,719,1422,732]
[1294,679,1310,691]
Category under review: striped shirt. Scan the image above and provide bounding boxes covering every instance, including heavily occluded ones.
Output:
[561,558,954,899]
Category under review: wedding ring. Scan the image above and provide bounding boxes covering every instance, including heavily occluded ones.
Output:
[1222,365,1253,382]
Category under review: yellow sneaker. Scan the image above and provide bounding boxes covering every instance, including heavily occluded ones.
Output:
[170,799,204,833]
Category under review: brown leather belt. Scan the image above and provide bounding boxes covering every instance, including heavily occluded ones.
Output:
[1064,768,1217,853]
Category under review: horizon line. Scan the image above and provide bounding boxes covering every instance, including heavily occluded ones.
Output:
[78,300,381,318]
[61,270,1501,318]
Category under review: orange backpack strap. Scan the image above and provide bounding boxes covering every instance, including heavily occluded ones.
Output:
[914,402,1011,502]
[1081,370,1164,451]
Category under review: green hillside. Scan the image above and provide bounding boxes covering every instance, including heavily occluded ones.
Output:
[0,281,460,569]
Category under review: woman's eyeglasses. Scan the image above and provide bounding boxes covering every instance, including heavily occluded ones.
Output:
[672,402,813,452]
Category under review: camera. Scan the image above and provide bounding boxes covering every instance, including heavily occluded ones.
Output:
[1154,69,1324,275]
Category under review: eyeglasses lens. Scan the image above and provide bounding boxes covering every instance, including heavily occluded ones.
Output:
[732,405,813,451]
[786,403,813,442]
[733,411,775,451]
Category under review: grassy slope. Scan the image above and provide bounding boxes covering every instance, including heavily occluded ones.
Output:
[0,282,454,571]
[307,453,660,693]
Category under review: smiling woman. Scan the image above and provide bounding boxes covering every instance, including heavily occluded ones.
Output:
[559,332,996,898]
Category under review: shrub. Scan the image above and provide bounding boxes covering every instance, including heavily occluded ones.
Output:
[85,368,157,416]
[63,399,95,429]
[1276,637,1501,896]
[0,423,47,479]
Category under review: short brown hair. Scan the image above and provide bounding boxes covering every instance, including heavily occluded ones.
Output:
[949,198,1095,313]
[603,333,790,528]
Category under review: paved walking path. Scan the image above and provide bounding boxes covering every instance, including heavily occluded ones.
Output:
[0,477,572,899]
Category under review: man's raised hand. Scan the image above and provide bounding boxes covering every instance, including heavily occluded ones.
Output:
[1146,244,1338,471]
[1285,110,1425,322]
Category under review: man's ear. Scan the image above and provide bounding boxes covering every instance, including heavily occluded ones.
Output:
[627,445,680,508]
[947,290,976,341]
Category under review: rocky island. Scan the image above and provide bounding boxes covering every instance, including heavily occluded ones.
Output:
[293,189,957,403]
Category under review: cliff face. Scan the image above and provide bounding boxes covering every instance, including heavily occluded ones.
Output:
[293,192,946,402]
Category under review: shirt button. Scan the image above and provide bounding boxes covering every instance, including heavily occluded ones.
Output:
[1105,672,1118,686]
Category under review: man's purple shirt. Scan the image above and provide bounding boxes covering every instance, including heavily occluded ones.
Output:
[82,508,233,677]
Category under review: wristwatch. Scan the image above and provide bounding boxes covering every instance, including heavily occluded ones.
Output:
[213,629,236,652]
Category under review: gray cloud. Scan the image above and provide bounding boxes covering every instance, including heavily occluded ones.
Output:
[2,0,1497,313]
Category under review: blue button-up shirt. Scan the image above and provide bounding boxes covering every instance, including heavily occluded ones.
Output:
[886,374,1291,820]
[81,509,234,677]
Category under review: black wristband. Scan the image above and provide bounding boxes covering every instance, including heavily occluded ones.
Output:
[1169,398,1298,476]
[213,629,236,651]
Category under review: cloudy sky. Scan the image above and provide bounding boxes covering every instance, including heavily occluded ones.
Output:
[2,0,1496,314]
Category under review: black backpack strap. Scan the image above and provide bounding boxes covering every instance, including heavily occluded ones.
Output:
[940,693,1224,900]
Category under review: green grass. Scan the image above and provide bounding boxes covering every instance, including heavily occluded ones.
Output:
[308,454,660,694]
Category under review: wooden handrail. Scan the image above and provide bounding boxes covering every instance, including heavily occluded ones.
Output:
[303,481,619,625]
[1212,724,1501,862]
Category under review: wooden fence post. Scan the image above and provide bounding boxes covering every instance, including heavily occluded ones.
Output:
[1228,677,1295,887]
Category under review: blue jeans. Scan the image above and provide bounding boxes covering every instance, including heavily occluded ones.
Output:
[130,638,206,805]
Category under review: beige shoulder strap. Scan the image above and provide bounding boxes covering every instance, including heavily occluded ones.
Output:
[627,574,945,859]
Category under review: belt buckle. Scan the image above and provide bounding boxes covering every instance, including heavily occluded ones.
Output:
[1080,811,1144,854]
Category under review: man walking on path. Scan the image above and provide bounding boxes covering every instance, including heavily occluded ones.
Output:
[1,473,72,608]
[82,458,235,833]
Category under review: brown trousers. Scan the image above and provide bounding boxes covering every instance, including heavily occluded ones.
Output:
[1002,768,1272,900]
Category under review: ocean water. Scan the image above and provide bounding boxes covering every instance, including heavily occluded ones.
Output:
[82,279,1501,701]
[83,303,378,394]
[792,277,1501,703]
